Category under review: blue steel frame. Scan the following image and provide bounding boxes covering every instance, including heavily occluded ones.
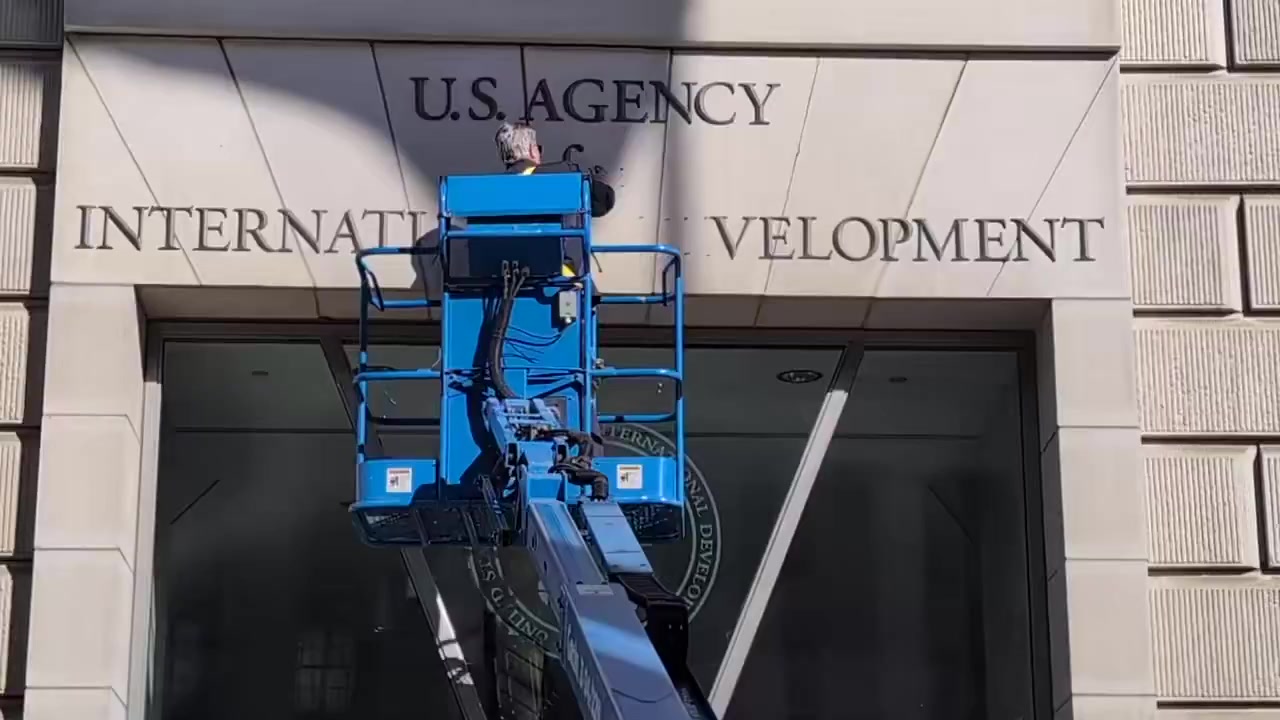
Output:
[353,244,442,468]
[349,171,708,719]
[350,171,685,528]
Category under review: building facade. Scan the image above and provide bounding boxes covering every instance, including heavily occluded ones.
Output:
[0,0,1277,717]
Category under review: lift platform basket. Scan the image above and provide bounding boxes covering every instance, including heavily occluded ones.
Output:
[350,169,688,549]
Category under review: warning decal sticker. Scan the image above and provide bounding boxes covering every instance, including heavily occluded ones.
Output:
[386,467,413,493]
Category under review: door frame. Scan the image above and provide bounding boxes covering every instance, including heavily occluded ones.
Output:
[129,322,1048,720]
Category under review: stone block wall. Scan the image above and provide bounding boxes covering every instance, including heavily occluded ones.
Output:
[0,1,61,719]
[1124,1,1280,715]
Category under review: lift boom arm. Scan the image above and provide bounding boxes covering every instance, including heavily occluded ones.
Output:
[349,169,715,720]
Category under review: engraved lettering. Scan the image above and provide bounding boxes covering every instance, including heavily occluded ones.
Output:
[469,77,501,121]
[914,218,969,262]
[1012,218,1056,261]
[651,81,694,124]
[234,208,273,252]
[364,210,406,248]
[100,206,146,251]
[1060,217,1103,262]
[328,209,364,253]
[709,216,755,259]
[280,209,325,253]
[976,219,1010,262]
[740,82,780,125]
[196,207,229,251]
[613,80,647,123]
[832,217,877,261]
[879,218,912,262]
[564,79,607,123]
[149,206,191,251]
[761,216,793,259]
[526,79,562,122]
[693,82,735,125]
[76,205,95,249]
[796,216,829,259]
[412,77,455,121]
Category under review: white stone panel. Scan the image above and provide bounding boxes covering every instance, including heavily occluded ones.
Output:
[34,416,141,560]
[1043,428,1147,564]
[0,177,42,295]
[1232,0,1280,67]
[1039,299,1139,435]
[223,40,417,290]
[1123,75,1280,187]
[0,0,61,46]
[1261,446,1280,568]
[648,296,760,327]
[1162,707,1280,712]
[1151,577,1280,702]
[52,37,1135,305]
[521,47,668,295]
[876,57,1116,298]
[52,46,200,286]
[1058,696,1156,720]
[41,285,143,430]
[1127,195,1241,311]
[1245,196,1280,310]
[143,286,322,320]
[26,550,132,699]
[1143,444,1258,569]
[596,303,650,326]
[764,56,963,297]
[755,297,871,327]
[1049,559,1154,707]
[1135,318,1280,436]
[987,62,1128,300]
[68,36,314,286]
[1120,0,1227,68]
[25,688,127,720]
[657,53,815,296]
[63,0,1119,51]
[861,298,1047,329]
[0,57,55,170]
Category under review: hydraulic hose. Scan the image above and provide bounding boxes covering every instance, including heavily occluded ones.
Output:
[489,267,527,400]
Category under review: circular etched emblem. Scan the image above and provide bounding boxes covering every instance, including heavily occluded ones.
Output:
[468,423,722,656]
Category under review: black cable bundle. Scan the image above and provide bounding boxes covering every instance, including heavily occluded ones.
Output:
[546,428,609,500]
[489,264,527,400]
[488,262,608,499]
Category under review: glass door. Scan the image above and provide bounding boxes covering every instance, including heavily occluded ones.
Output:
[714,347,1044,720]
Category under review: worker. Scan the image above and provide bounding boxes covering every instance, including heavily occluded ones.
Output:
[495,120,543,175]
[495,120,616,218]
[496,121,608,460]
[494,121,615,278]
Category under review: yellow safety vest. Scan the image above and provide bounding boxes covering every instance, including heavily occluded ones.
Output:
[521,165,578,278]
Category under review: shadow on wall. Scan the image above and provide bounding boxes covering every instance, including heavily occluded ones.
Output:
[61,24,789,319]
[61,33,1128,314]
[65,18,709,720]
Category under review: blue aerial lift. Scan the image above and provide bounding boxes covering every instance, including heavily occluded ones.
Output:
[349,168,716,720]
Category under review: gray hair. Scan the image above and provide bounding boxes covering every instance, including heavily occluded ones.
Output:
[495,121,538,166]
